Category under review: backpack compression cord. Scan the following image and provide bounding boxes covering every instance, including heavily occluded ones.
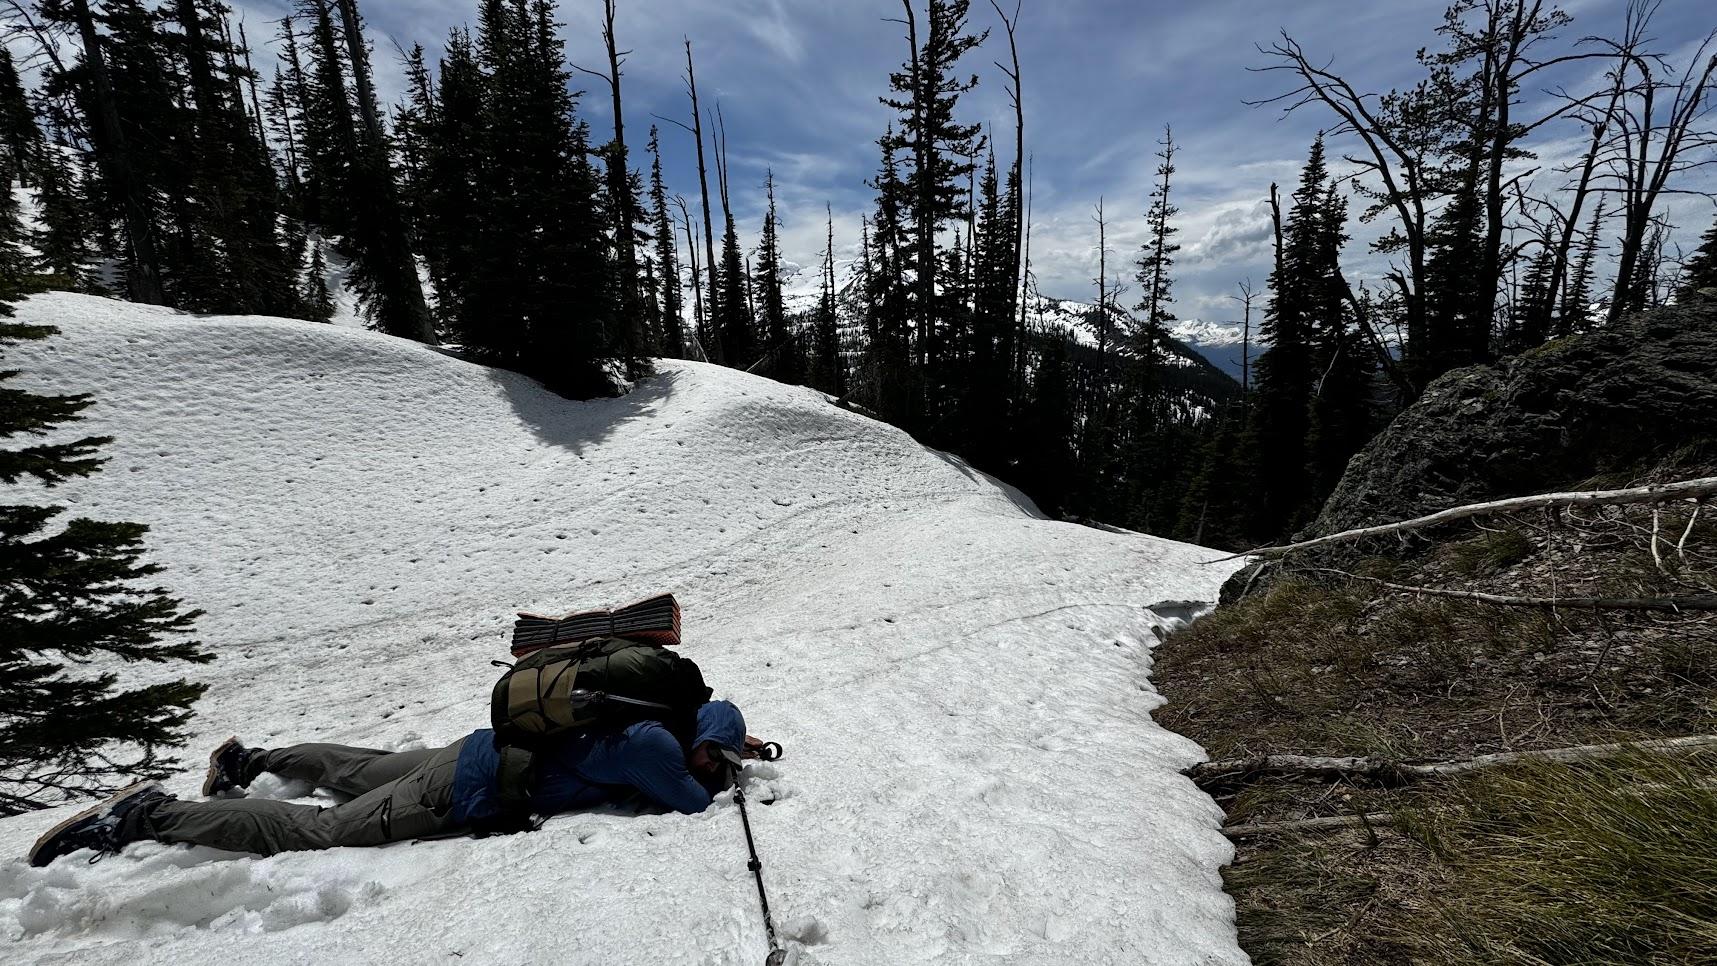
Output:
[722,750,787,966]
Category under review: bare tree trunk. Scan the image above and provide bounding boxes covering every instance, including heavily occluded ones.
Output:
[237,21,266,145]
[1221,476,1717,561]
[1232,280,1254,395]
[1257,36,1432,390]
[600,1,637,332]
[334,0,383,149]
[1194,734,1717,790]
[685,41,720,348]
[1268,182,1284,281]
[1541,96,1620,333]
[673,195,706,361]
[1093,197,1108,359]
[68,0,163,304]
[987,1,1024,330]
[1469,0,1516,363]
[279,17,309,185]
[1017,153,1033,378]
[1224,813,1395,838]
[1593,5,1717,321]
[1311,567,1717,612]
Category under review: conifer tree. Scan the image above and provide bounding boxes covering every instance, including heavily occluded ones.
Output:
[1015,332,1075,516]
[754,171,799,383]
[446,0,618,396]
[861,135,915,424]
[0,49,41,186]
[964,150,1018,471]
[273,17,312,197]
[1302,183,1374,502]
[577,0,643,355]
[265,65,303,198]
[538,116,619,397]
[420,29,483,331]
[882,0,986,390]
[809,204,844,395]
[1130,126,1179,360]
[1422,174,1488,373]
[1681,213,1717,296]
[52,0,166,305]
[58,0,292,314]
[647,126,684,358]
[1558,200,1604,337]
[393,43,437,240]
[615,166,654,369]
[0,203,210,814]
[327,0,434,341]
[32,146,99,291]
[303,241,335,322]
[1248,137,1329,539]
[1510,244,1556,349]
[712,123,752,368]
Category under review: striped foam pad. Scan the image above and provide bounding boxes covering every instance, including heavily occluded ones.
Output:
[510,593,681,656]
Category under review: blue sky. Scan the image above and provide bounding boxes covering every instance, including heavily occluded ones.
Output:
[230,0,1717,325]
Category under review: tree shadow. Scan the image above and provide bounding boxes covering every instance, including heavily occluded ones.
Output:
[927,449,1048,520]
[486,364,684,455]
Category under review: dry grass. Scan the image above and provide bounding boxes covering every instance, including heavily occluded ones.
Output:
[1397,754,1717,964]
[1154,481,1717,965]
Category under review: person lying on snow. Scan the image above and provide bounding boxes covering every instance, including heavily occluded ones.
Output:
[28,700,758,867]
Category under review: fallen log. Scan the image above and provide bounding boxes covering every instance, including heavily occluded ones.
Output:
[1208,477,1717,563]
[1223,812,1394,838]
[1190,734,1717,790]
[1308,568,1717,613]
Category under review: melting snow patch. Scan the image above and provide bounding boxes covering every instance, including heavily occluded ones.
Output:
[3,293,1247,965]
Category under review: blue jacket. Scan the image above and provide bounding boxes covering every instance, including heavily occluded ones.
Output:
[449,700,747,825]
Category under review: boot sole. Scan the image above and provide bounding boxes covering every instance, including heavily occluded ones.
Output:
[27,781,161,867]
[202,735,242,797]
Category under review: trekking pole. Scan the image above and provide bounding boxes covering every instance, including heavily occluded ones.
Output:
[720,750,787,966]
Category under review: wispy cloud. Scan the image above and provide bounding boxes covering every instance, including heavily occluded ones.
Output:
[214,0,1716,321]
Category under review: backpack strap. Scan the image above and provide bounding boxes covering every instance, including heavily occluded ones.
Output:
[493,743,536,818]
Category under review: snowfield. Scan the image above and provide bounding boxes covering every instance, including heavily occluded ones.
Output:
[1,293,1246,965]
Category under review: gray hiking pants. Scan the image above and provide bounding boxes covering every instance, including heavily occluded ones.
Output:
[138,739,467,856]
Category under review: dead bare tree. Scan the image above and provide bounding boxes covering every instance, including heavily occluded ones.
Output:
[1592,5,1717,321]
[1194,734,1717,790]
[651,40,720,360]
[1216,476,1717,561]
[987,0,1024,333]
[1253,34,1436,387]
[1231,280,1255,395]
[1255,3,1635,391]
[672,194,705,359]
[1089,197,1113,359]
[571,0,641,338]
[3,0,82,142]
[1527,15,1641,340]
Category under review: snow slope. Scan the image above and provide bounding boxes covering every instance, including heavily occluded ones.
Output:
[0,293,1245,965]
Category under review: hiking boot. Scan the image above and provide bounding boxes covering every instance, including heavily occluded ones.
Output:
[201,736,256,796]
[28,782,171,867]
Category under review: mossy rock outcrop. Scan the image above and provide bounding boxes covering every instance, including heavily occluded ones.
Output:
[1310,295,1717,538]
[1220,296,1717,604]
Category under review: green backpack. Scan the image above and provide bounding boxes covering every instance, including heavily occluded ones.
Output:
[487,636,710,826]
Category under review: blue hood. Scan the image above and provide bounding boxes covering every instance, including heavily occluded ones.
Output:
[694,700,746,753]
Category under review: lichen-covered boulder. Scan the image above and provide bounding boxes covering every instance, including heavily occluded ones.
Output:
[1309,295,1717,538]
